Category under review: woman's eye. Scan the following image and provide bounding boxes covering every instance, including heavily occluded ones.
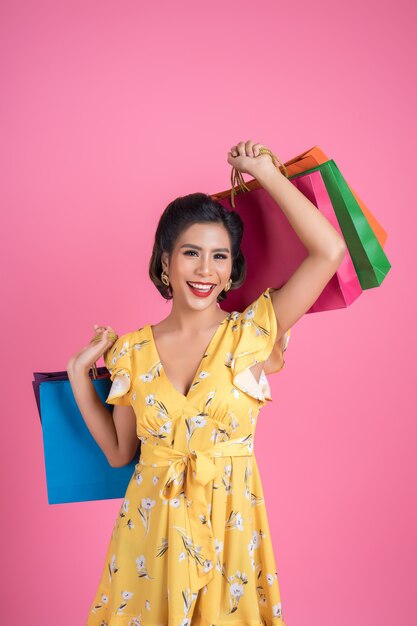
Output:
[184,251,227,259]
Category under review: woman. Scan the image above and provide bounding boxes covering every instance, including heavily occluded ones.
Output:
[68,140,346,626]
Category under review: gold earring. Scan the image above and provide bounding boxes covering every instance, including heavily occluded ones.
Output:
[161,271,170,286]
[224,278,232,292]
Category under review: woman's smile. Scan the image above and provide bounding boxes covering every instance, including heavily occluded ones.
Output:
[186,281,217,297]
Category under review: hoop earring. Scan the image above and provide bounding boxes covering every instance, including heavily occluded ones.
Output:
[161,271,170,287]
[224,278,232,292]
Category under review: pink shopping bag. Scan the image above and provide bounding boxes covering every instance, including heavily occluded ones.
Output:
[214,169,362,314]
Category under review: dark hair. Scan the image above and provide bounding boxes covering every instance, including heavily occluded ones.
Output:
[149,192,246,302]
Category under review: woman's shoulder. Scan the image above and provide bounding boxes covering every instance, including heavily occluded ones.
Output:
[106,327,153,379]
[227,287,276,329]
[111,325,151,356]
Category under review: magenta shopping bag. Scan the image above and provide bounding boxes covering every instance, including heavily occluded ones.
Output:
[214,169,362,314]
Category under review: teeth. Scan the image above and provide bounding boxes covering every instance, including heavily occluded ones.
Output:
[188,282,214,291]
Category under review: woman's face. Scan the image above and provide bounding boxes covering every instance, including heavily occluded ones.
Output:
[161,222,233,307]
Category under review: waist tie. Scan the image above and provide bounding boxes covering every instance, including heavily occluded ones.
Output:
[139,436,254,594]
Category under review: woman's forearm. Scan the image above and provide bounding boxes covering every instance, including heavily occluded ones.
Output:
[255,164,346,257]
[67,366,121,467]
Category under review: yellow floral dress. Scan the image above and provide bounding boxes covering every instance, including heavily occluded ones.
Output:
[86,287,291,626]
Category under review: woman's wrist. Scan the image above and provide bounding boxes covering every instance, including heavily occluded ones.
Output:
[67,361,92,380]
[251,160,286,185]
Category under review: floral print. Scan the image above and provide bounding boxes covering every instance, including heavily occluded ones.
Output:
[87,288,291,626]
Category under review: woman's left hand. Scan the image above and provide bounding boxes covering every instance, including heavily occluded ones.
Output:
[227,140,277,178]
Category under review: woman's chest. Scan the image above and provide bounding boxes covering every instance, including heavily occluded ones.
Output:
[132,340,258,423]
[151,331,221,399]
[126,324,269,437]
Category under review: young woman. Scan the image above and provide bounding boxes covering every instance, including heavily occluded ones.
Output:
[68,140,346,626]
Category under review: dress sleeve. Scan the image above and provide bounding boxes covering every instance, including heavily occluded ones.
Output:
[104,333,133,406]
[230,287,292,404]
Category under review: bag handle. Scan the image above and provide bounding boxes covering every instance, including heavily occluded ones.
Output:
[89,330,119,379]
[230,147,290,208]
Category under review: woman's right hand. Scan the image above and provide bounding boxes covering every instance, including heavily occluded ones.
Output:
[66,324,118,375]
[227,140,279,178]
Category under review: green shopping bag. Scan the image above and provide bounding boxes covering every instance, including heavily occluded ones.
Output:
[289,159,391,289]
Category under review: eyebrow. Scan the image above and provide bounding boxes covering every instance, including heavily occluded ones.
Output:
[180,243,230,253]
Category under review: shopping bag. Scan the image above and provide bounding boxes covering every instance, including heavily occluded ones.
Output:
[211,169,362,313]
[214,145,388,248]
[288,160,391,288]
[280,145,388,248]
[32,367,140,504]
[213,147,391,291]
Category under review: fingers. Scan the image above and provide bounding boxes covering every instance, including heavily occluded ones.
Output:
[92,324,115,342]
[230,141,248,157]
[230,140,264,158]
[245,140,256,156]
[237,141,249,156]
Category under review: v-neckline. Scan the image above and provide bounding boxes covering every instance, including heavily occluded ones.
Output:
[147,312,232,401]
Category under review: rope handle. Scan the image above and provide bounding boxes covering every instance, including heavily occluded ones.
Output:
[89,330,119,379]
[230,147,289,208]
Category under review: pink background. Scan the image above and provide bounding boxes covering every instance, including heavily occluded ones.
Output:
[1,0,415,624]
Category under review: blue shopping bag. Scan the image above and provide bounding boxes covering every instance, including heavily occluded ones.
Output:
[32,367,141,504]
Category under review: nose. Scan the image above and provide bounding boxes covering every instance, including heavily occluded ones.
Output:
[196,254,215,277]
